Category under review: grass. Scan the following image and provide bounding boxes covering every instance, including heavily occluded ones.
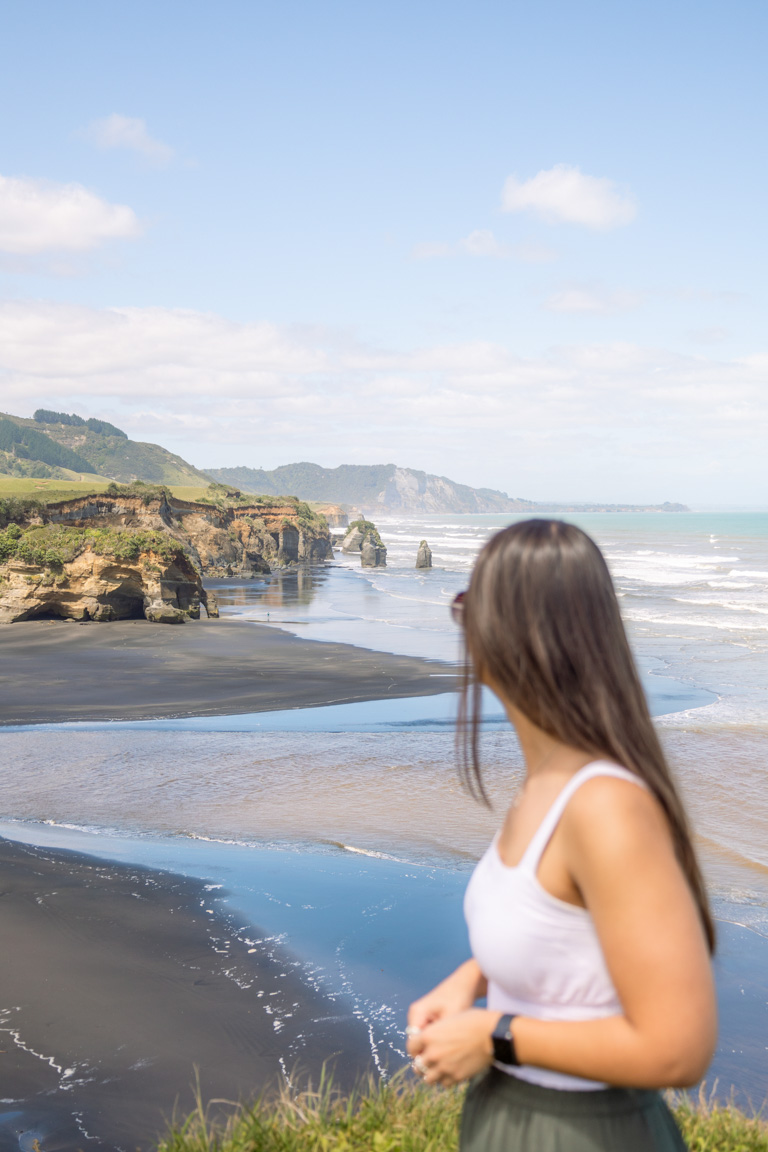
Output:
[0,475,315,511]
[673,1087,768,1150]
[0,473,113,501]
[157,1076,768,1152]
[0,474,199,503]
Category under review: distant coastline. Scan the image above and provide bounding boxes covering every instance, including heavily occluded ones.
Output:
[1,409,688,517]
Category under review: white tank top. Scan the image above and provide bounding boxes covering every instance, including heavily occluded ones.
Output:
[464,761,647,1091]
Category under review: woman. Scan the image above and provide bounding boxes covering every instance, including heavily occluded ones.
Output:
[406,520,716,1151]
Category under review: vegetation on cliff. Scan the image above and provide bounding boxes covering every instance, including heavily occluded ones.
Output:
[158,1078,768,1152]
[0,495,46,528]
[0,521,182,569]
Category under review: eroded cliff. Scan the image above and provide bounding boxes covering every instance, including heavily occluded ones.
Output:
[0,487,333,623]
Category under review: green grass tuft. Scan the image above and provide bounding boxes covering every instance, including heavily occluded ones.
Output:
[158,1073,463,1152]
[672,1086,768,1150]
[157,1076,768,1152]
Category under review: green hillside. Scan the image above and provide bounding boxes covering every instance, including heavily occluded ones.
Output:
[0,417,94,475]
[0,412,212,486]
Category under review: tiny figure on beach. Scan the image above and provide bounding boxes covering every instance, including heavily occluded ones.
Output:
[406,519,716,1152]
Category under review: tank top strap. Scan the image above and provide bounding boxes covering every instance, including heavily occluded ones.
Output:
[518,761,647,874]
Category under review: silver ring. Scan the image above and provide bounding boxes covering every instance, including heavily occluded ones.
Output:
[405,1025,422,1037]
[412,1054,427,1075]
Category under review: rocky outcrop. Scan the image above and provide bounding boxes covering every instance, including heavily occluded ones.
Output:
[314,504,348,529]
[416,540,432,568]
[341,525,365,553]
[0,540,216,624]
[44,492,334,578]
[361,535,387,568]
[0,488,334,624]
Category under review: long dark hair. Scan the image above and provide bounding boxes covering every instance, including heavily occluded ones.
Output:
[457,518,715,953]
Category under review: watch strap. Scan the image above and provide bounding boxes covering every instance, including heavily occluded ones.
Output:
[491,1013,519,1066]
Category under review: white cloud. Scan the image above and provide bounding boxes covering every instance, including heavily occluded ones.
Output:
[544,286,641,314]
[458,229,509,257]
[2,300,767,500]
[0,175,141,254]
[82,115,174,165]
[502,164,636,230]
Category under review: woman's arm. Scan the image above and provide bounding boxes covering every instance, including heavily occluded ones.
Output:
[408,778,717,1088]
[407,958,487,1030]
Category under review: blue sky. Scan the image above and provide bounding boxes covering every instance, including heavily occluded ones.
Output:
[1,0,766,503]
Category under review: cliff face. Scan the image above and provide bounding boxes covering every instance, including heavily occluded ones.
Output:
[312,504,348,529]
[0,536,214,624]
[372,468,514,513]
[0,491,333,624]
[45,493,334,577]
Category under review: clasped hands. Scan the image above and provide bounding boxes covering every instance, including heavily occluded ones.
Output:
[405,1005,501,1087]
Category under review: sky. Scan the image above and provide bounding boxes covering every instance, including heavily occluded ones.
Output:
[0,0,766,504]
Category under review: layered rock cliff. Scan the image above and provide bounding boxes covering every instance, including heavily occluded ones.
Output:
[0,488,333,623]
[0,523,213,624]
[44,489,334,576]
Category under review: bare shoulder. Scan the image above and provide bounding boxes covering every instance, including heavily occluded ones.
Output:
[562,772,673,858]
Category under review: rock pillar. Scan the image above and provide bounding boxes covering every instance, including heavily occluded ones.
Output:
[416,540,432,568]
[361,535,387,567]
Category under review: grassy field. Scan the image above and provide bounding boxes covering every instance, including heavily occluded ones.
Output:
[157,1077,768,1152]
[0,473,113,501]
[0,476,272,506]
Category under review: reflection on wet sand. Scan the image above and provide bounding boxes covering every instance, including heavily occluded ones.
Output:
[208,566,328,614]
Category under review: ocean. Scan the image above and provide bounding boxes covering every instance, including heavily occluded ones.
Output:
[1,510,767,1097]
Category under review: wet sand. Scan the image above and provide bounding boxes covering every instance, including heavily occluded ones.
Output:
[0,617,459,726]
[0,836,375,1151]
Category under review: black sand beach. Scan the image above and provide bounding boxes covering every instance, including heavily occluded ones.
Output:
[0,617,459,726]
[0,836,374,1151]
[0,615,456,1147]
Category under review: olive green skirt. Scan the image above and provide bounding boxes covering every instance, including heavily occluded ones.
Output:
[460,1068,687,1152]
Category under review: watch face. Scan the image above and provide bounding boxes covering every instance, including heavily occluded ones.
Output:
[492,1032,514,1064]
[492,1016,516,1065]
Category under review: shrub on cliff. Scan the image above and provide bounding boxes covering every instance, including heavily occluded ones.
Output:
[105,480,170,504]
[0,522,183,569]
[0,496,45,529]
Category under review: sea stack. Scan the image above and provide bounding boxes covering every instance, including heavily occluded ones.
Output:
[415,540,432,569]
[361,534,387,567]
[341,525,365,553]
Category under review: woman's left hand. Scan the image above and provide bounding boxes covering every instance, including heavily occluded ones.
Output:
[406,1008,501,1086]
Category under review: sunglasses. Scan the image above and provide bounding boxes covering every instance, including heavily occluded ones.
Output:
[450,590,466,624]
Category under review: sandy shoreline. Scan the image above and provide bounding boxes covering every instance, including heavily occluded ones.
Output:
[0,836,375,1151]
[0,617,459,726]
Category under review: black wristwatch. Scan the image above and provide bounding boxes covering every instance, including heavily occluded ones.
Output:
[491,1013,519,1066]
